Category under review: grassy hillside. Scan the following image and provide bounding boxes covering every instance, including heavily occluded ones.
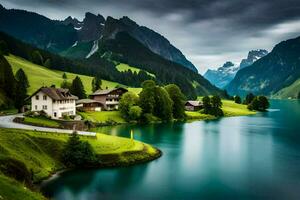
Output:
[79,111,126,124]
[116,63,155,77]
[0,128,160,199]
[5,54,141,95]
[273,78,300,99]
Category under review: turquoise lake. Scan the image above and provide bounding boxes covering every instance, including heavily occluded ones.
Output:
[41,100,300,199]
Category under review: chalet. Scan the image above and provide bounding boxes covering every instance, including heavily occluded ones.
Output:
[76,99,104,112]
[29,87,78,119]
[185,101,203,111]
[90,87,128,110]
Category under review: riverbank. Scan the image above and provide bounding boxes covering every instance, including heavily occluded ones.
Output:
[0,128,161,200]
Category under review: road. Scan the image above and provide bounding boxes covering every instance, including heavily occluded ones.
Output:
[0,114,96,136]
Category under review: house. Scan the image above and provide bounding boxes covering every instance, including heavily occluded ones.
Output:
[185,101,203,111]
[29,87,78,119]
[90,87,128,110]
[76,99,104,112]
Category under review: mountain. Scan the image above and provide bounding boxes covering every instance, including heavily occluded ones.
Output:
[0,5,77,52]
[239,49,269,69]
[204,50,268,89]
[226,36,300,96]
[0,5,198,72]
[62,12,105,42]
[62,15,198,72]
[204,61,239,89]
[273,78,300,99]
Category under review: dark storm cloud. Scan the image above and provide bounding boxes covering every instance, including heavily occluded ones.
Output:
[1,0,300,73]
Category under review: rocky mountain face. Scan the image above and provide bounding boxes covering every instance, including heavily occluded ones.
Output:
[204,61,239,88]
[63,15,198,72]
[0,5,197,72]
[226,36,300,96]
[204,50,268,89]
[239,49,269,69]
[63,13,105,42]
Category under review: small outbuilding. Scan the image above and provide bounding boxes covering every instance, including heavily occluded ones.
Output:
[76,99,104,112]
[185,101,203,111]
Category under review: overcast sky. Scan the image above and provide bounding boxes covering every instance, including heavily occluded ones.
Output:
[1,0,300,74]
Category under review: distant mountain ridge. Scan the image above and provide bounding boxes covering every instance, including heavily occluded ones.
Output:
[204,50,268,89]
[226,36,300,96]
[0,5,198,72]
[62,14,198,72]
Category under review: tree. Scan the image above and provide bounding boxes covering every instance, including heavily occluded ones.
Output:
[234,95,242,104]
[14,69,29,112]
[244,93,255,105]
[92,77,102,92]
[128,106,142,121]
[119,92,139,120]
[165,84,186,119]
[211,95,222,108]
[153,87,173,121]
[70,76,86,99]
[139,80,156,114]
[248,96,269,111]
[62,132,96,167]
[0,55,16,100]
[202,96,211,114]
[62,72,67,80]
[202,95,223,117]
[60,80,72,90]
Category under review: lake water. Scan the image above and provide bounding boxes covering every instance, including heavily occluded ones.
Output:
[41,100,300,199]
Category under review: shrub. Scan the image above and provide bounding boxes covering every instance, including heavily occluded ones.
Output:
[248,96,269,111]
[61,132,96,167]
[128,106,142,121]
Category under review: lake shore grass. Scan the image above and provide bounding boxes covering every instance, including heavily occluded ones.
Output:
[0,128,161,200]
[186,100,256,121]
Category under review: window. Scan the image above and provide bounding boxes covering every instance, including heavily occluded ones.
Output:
[35,95,39,100]
[43,95,47,100]
[54,112,57,117]
[35,105,38,110]
[42,105,47,110]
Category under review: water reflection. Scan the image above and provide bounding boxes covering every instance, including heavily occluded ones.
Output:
[42,100,300,200]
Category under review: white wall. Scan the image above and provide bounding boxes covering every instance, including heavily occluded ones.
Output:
[31,91,53,117]
[31,91,76,119]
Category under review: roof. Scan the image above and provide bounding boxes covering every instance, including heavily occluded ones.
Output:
[185,101,202,107]
[29,87,78,100]
[76,99,104,105]
[90,87,128,96]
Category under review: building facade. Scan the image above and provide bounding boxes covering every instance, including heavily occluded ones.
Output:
[185,101,203,111]
[90,87,128,110]
[30,87,78,119]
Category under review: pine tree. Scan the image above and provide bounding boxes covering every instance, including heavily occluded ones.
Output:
[92,77,102,92]
[71,76,86,99]
[0,55,16,100]
[14,69,29,112]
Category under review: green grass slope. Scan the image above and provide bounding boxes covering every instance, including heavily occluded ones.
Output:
[273,78,300,99]
[116,63,155,77]
[5,54,141,95]
[0,128,160,199]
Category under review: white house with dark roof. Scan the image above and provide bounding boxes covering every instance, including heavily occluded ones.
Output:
[29,87,78,119]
